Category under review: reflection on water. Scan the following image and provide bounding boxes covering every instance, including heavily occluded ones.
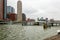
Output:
[0,24,60,40]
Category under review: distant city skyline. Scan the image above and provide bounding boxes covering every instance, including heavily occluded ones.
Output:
[7,0,60,20]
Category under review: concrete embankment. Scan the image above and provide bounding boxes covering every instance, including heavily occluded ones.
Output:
[44,35,60,40]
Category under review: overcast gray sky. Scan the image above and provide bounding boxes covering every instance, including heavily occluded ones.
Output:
[7,0,60,20]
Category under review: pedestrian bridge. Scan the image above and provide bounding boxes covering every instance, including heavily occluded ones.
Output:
[50,20,60,26]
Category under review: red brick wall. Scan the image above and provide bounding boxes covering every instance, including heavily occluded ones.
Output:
[7,13,17,21]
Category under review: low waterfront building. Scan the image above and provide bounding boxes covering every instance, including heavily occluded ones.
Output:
[36,18,46,25]
[26,18,35,25]
[7,13,17,21]
[36,17,49,26]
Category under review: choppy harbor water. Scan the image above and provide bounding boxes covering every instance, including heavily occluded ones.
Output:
[0,24,60,40]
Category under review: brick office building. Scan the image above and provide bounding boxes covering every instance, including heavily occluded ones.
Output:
[0,0,7,21]
[0,0,4,20]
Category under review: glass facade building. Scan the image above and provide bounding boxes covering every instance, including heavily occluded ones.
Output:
[7,6,15,13]
[4,0,7,19]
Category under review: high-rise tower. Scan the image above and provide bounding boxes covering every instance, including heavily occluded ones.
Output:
[17,0,22,22]
[0,0,7,21]
[4,0,7,19]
